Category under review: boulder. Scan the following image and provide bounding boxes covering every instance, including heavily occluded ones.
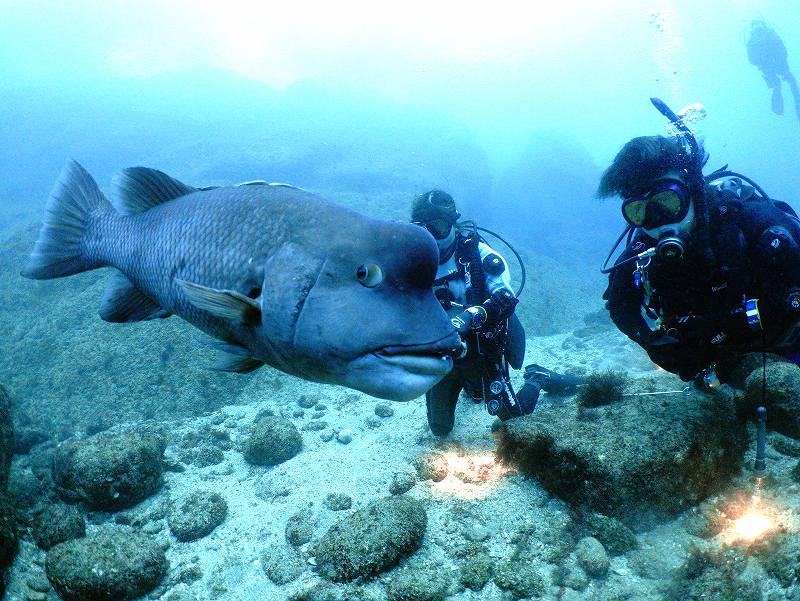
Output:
[315,496,427,582]
[744,362,800,438]
[497,382,746,527]
[242,415,302,466]
[45,531,167,601]
[52,430,165,510]
[168,490,227,542]
[33,503,85,550]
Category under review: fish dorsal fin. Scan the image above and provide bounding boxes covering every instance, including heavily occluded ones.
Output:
[112,167,197,215]
[99,270,171,322]
[177,280,261,325]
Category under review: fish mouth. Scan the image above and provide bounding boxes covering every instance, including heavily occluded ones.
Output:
[373,332,462,376]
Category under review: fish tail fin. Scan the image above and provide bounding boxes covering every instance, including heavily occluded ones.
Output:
[22,160,115,279]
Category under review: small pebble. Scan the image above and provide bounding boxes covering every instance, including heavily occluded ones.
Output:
[389,471,416,495]
[464,524,490,542]
[298,395,317,409]
[323,493,353,511]
[319,430,334,442]
[336,429,353,444]
[575,536,610,577]
[142,520,164,535]
[374,404,394,418]
[365,416,382,429]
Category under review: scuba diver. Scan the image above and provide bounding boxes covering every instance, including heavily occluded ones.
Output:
[746,20,800,122]
[411,190,582,436]
[599,99,800,385]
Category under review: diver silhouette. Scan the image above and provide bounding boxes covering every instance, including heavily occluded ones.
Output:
[747,20,800,123]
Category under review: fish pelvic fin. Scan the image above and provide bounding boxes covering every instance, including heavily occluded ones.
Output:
[111,167,197,215]
[210,341,265,373]
[99,270,171,322]
[22,160,114,280]
[177,280,262,325]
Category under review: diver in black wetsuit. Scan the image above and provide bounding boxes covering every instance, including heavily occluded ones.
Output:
[599,133,800,384]
[411,190,582,436]
[747,20,800,122]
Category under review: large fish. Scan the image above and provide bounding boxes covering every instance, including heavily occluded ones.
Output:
[23,161,461,401]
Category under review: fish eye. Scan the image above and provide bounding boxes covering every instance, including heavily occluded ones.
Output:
[356,263,383,287]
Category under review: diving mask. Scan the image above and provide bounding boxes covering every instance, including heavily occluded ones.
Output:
[621,180,690,229]
[413,217,453,240]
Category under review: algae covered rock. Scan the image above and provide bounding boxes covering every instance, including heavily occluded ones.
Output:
[584,512,637,556]
[262,544,306,584]
[493,557,546,599]
[386,564,451,601]
[242,415,302,466]
[45,531,167,600]
[32,503,85,550]
[52,430,165,510]
[0,384,14,488]
[315,496,427,582]
[575,536,609,577]
[497,382,746,526]
[168,490,227,542]
[744,362,800,438]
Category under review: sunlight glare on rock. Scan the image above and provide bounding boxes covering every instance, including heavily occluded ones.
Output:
[430,451,514,500]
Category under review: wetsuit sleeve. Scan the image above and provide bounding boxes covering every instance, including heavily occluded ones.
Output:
[603,249,651,345]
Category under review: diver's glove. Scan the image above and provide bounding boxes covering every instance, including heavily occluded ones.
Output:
[450,289,518,334]
[484,288,518,325]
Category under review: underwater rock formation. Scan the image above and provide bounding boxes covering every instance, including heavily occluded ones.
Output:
[168,490,227,542]
[0,385,17,595]
[45,531,167,601]
[497,383,746,527]
[386,562,452,601]
[262,544,306,585]
[0,384,14,487]
[743,362,800,438]
[52,430,165,510]
[0,494,17,597]
[242,414,303,466]
[314,496,427,582]
[32,503,85,550]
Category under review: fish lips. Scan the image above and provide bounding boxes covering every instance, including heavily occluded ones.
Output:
[344,331,462,401]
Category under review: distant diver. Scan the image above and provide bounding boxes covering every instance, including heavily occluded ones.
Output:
[746,20,800,122]
[411,190,581,436]
[23,161,463,401]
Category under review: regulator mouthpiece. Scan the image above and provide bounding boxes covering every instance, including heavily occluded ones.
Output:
[657,236,686,261]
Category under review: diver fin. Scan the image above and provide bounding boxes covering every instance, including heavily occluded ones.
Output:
[99,271,171,322]
[210,341,265,373]
[112,167,197,215]
[177,280,261,325]
[22,160,114,280]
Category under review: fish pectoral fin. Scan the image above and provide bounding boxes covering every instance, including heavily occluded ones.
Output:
[111,167,197,215]
[177,280,261,325]
[210,341,265,373]
[100,271,171,322]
